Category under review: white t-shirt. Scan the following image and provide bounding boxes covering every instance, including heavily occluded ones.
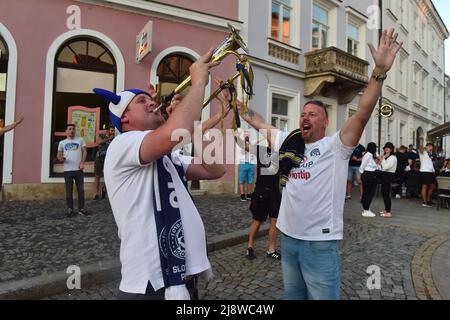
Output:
[275,131,354,240]
[419,150,435,173]
[104,130,212,294]
[238,146,257,164]
[359,152,379,173]
[58,137,85,172]
[381,155,397,173]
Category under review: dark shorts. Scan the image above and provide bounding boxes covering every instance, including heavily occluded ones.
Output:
[249,189,281,221]
[421,172,437,186]
[94,159,104,176]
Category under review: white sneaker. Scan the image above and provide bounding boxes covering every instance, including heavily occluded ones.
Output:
[395,194,401,199]
[362,210,376,218]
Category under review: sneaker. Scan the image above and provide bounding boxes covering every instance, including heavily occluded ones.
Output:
[395,194,401,199]
[345,195,351,200]
[93,195,100,201]
[246,247,255,260]
[428,201,435,205]
[240,194,247,202]
[78,208,89,217]
[422,202,432,208]
[362,210,376,218]
[246,193,253,200]
[66,208,75,217]
[266,250,281,260]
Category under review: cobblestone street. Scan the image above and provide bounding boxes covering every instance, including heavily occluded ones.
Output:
[2,192,450,300]
[45,220,433,300]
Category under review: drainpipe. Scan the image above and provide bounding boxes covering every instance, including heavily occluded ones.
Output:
[377,0,383,154]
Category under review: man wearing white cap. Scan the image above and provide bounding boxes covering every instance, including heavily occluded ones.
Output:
[94,50,225,300]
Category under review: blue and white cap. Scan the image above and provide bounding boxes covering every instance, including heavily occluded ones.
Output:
[93,88,151,132]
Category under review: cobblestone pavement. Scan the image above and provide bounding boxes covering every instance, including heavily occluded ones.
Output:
[0,195,251,283]
[3,191,450,300]
[44,221,431,300]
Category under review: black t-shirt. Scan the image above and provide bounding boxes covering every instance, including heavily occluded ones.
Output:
[407,150,418,161]
[349,145,365,167]
[395,151,408,176]
[254,146,280,193]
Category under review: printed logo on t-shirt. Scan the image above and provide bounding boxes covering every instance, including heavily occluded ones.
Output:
[310,148,321,157]
[287,146,321,182]
[64,142,80,151]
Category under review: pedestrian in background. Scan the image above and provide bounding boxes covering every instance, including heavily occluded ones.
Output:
[93,125,116,200]
[360,142,379,217]
[57,124,87,217]
[380,142,397,218]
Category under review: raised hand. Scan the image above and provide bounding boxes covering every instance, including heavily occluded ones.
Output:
[368,28,403,73]
[190,49,220,87]
[166,94,183,116]
[147,83,158,100]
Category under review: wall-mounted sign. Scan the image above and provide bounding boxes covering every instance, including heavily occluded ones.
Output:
[136,21,152,64]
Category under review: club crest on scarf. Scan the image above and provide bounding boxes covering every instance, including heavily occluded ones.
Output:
[153,154,189,287]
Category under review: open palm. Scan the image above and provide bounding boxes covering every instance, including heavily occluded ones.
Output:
[368,28,403,73]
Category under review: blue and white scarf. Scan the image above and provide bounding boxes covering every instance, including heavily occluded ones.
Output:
[152,154,191,300]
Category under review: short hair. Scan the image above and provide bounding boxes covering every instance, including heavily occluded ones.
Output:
[66,124,75,129]
[426,142,434,147]
[303,100,328,118]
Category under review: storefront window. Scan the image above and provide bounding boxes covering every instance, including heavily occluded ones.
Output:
[51,38,116,176]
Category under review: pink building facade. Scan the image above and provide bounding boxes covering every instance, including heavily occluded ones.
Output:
[0,0,240,200]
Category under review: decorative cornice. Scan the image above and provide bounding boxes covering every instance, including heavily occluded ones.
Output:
[75,0,242,32]
[416,0,449,41]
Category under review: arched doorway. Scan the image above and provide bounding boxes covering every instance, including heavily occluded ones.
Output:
[51,37,116,176]
[156,53,194,104]
[0,36,8,187]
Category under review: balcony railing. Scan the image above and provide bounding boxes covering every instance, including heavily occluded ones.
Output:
[304,46,369,104]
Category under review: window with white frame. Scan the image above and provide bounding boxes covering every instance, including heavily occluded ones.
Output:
[312,3,329,50]
[432,82,436,112]
[400,0,408,28]
[347,23,359,56]
[421,72,427,105]
[400,122,405,147]
[413,67,419,102]
[271,0,293,44]
[400,54,407,96]
[271,96,289,132]
[421,22,426,48]
[432,36,436,61]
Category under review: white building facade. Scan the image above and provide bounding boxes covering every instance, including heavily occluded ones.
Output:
[238,0,448,151]
[381,0,448,150]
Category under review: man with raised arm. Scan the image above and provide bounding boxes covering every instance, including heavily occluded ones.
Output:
[240,29,402,300]
[95,50,225,300]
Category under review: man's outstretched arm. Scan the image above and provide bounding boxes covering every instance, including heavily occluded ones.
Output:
[340,29,403,147]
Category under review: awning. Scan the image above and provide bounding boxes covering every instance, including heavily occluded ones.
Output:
[427,121,450,141]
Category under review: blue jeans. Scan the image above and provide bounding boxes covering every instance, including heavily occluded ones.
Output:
[281,234,340,300]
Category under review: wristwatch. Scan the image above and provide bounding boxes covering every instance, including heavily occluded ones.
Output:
[372,72,387,82]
